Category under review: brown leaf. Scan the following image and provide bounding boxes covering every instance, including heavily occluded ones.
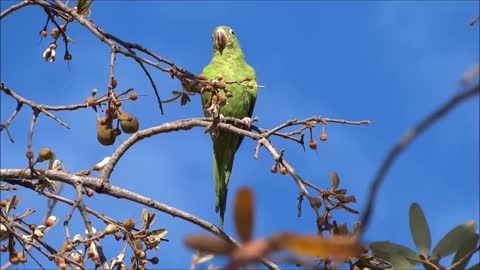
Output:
[184,234,234,255]
[227,238,275,269]
[341,204,359,214]
[329,171,340,192]
[273,232,361,260]
[234,187,254,243]
[180,94,190,106]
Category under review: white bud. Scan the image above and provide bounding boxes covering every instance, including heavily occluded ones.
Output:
[93,157,110,171]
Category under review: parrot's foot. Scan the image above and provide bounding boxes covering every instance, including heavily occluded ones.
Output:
[241,117,252,130]
[219,114,226,123]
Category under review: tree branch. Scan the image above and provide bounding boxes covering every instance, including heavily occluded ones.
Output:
[359,82,480,237]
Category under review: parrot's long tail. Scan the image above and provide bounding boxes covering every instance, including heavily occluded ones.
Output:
[213,150,235,229]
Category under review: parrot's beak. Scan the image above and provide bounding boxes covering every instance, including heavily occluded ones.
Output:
[216,29,227,52]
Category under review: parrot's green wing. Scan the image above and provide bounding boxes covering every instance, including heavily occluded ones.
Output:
[201,26,258,228]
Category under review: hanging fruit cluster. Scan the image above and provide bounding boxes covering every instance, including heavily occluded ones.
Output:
[86,80,140,146]
[198,73,254,118]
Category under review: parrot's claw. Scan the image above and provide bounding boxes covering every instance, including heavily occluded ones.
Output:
[219,114,226,123]
[242,117,252,130]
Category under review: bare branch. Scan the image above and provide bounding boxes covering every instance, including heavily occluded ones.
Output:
[0,171,280,270]
[0,0,32,19]
[359,82,480,237]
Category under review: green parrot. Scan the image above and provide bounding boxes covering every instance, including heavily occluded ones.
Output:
[201,25,258,228]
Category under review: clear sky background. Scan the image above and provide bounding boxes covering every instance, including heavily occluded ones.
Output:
[1,1,479,269]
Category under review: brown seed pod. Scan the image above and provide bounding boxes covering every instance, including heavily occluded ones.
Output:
[64,52,72,61]
[280,165,288,175]
[320,131,328,141]
[224,90,233,97]
[26,150,34,160]
[215,73,223,81]
[50,28,60,39]
[247,81,255,89]
[129,92,138,101]
[110,78,117,89]
[309,139,318,150]
[119,111,139,134]
[64,244,73,252]
[135,249,146,260]
[97,121,116,146]
[86,189,94,197]
[149,257,159,264]
[245,74,253,81]
[123,218,135,232]
[86,96,96,107]
[114,128,122,136]
[270,165,278,173]
[216,81,226,89]
[9,255,19,265]
[104,224,118,235]
[197,74,207,80]
[18,252,27,263]
[205,84,213,91]
[37,148,54,162]
[0,245,7,252]
[40,30,48,38]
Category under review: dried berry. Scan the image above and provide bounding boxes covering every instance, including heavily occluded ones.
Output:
[247,81,255,89]
[37,148,54,162]
[86,96,96,107]
[50,28,60,39]
[309,139,318,150]
[320,131,328,141]
[123,218,135,232]
[110,78,117,89]
[129,92,138,101]
[280,166,288,175]
[270,165,278,173]
[64,52,72,61]
[149,257,159,264]
[40,30,48,38]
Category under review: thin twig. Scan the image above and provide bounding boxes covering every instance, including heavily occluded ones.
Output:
[0,0,32,19]
[359,83,480,236]
[447,245,480,270]
[73,182,109,269]
[0,171,280,270]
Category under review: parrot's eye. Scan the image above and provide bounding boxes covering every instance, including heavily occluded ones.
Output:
[229,29,235,35]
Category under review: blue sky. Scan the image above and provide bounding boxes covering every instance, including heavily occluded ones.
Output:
[1,1,479,269]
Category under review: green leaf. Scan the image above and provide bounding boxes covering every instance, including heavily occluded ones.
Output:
[5,195,18,215]
[451,233,479,269]
[141,209,155,230]
[370,241,417,269]
[147,228,168,246]
[431,220,477,260]
[409,202,431,256]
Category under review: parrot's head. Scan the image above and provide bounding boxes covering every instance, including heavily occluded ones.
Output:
[212,25,242,55]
